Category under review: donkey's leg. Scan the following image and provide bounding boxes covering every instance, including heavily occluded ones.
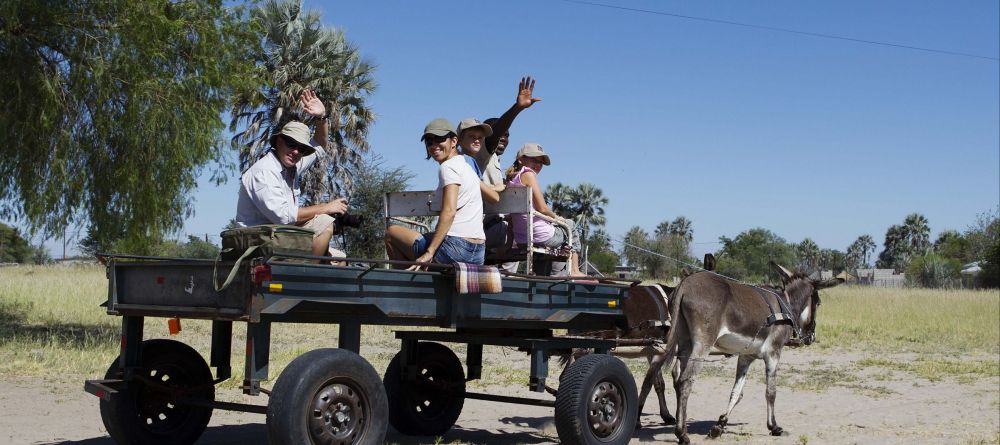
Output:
[673,339,709,445]
[708,354,754,438]
[638,341,677,418]
[763,350,787,436]
[644,347,676,426]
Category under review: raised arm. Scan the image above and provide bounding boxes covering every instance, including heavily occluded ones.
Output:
[484,77,541,155]
[301,89,328,148]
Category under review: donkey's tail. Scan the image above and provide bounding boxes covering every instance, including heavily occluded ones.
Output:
[636,284,686,409]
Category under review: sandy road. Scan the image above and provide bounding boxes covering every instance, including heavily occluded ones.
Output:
[6,349,998,445]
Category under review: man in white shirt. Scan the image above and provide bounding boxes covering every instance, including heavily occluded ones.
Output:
[235,89,348,258]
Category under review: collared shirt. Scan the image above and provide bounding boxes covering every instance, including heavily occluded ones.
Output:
[235,144,325,227]
[481,152,504,186]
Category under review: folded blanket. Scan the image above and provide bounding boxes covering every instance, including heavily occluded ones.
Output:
[454,262,502,294]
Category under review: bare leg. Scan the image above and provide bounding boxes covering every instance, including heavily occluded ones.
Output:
[312,223,334,263]
[764,350,786,436]
[709,354,754,438]
[385,225,423,265]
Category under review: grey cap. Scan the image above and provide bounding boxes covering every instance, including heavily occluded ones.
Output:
[456,117,493,137]
[421,118,456,141]
[270,121,315,154]
[517,142,550,165]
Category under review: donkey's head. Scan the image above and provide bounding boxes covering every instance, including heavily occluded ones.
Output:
[770,262,844,345]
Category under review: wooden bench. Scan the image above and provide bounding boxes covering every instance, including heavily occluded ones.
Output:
[384,188,574,274]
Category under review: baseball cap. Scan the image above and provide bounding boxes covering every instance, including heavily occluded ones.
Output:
[517,142,550,165]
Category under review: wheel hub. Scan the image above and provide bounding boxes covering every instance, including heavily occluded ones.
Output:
[588,381,624,438]
[310,382,366,444]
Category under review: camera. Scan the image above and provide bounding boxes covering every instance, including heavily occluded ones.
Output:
[333,213,365,234]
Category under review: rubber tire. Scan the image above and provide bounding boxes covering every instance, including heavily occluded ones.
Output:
[554,354,638,445]
[266,348,387,445]
[383,341,466,436]
[100,339,215,445]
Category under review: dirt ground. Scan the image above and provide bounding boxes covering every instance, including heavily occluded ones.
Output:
[4,348,997,445]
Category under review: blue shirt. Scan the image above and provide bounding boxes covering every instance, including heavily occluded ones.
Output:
[463,154,482,177]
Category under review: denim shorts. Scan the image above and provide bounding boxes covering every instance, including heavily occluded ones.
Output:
[413,234,485,265]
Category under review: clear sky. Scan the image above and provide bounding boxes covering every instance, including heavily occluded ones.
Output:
[45,0,1000,259]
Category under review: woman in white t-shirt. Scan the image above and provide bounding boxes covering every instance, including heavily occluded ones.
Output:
[386,118,495,269]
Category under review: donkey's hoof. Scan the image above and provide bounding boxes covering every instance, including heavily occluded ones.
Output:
[708,425,724,438]
[661,414,676,426]
[770,427,786,436]
[678,434,691,445]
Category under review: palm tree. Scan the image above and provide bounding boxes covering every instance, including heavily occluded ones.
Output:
[544,182,575,216]
[796,238,820,272]
[570,183,608,253]
[858,234,876,266]
[877,224,909,271]
[230,0,376,202]
[654,220,672,239]
[668,216,694,244]
[903,213,930,255]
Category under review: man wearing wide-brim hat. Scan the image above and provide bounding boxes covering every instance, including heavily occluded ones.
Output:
[235,89,348,259]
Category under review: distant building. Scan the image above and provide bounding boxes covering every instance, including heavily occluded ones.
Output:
[856,268,905,287]
[614,265,637,280]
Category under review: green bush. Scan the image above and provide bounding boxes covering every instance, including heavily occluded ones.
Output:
[906,253,961,288]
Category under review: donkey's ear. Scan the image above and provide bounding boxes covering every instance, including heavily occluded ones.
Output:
[769,261,794,283]
[815,277,845,289]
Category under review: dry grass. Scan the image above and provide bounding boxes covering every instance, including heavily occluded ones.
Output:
[2,265,998,390]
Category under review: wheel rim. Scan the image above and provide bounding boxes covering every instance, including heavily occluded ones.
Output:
[135,366,197,433]
[402,364,456,420]
[309,379,369,445]
[587,380,625,439]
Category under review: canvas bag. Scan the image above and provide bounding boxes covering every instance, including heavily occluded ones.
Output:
[214,224,314,291]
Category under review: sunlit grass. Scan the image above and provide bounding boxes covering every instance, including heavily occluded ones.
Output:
[818,285,999,354]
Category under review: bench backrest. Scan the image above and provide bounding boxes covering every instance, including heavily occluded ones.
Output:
[383,188,533,218]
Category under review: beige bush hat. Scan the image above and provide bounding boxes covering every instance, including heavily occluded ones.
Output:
[517,142,550,165]
[421,118,456,140]
[270,121,315,154]
[456,117,493,137]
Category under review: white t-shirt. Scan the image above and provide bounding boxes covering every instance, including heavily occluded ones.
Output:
[437,155,485,239]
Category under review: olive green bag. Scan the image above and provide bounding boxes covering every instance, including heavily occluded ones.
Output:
[214,224,314,291]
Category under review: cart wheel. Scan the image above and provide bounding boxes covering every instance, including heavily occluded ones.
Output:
[100,339,215,445]
[554,354,638,445]
[267,348,387,445]
[383,341,465,436]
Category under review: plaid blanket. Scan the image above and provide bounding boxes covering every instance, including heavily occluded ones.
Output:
[454,262,502,294]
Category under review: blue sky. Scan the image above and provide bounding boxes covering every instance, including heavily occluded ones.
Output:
[45,0,1000,259]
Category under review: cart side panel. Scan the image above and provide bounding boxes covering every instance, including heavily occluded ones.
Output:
[109,261,250,319]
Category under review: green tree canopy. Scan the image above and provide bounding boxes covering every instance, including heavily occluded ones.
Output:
[0,223,35,263]
[715,228,797,282]
[341,155,413,259]
[1,0,259,254]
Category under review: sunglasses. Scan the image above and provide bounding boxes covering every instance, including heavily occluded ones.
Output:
[282,136,316,155]
[423,134,450,146]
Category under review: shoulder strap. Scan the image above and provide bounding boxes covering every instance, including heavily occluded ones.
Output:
[214,244,261,292]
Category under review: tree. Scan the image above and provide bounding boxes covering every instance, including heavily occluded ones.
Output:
[715,228,796,282]
[341,155,413,260]
[569,183,608,250]
[796,238,820,273]
[622,226,652,270]
[965,208,999,263]
[544,182,575,216]
[978,235,999,288]
[1,0,260,253]
[906,253,961,288]
[876,224,910,272]
[230,0,376,203]
[0,223,35,263]
[903,213,931,255]
[818,248,846,274]
[668,217,694,244]
[154,235,220,259]
[933,230,970,263]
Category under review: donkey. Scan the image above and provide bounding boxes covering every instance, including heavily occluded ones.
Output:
[636,262,843,444]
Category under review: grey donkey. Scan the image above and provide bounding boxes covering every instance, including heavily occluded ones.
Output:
[636,262,843,444]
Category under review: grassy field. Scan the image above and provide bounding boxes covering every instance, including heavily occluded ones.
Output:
[1,265,997,387]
